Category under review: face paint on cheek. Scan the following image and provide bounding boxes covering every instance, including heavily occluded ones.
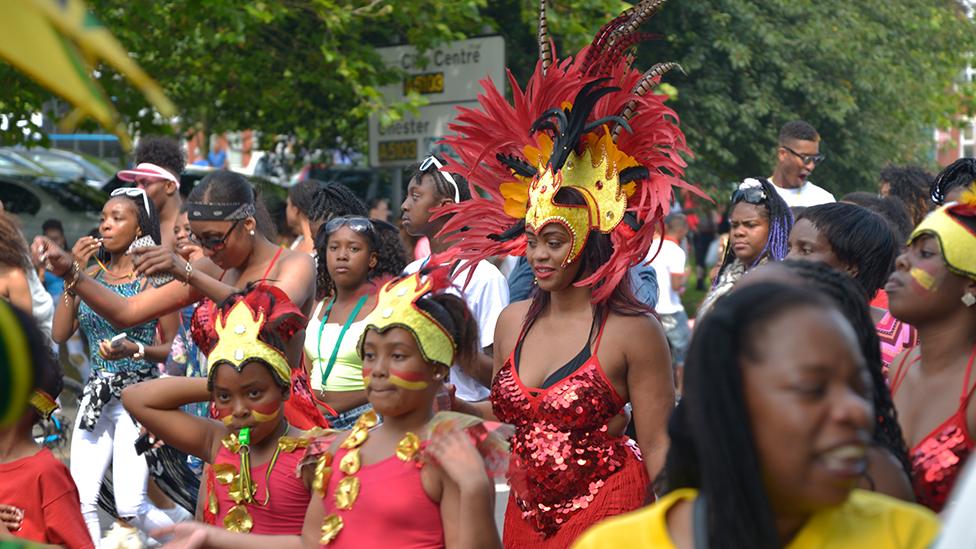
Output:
[362,367,373,386]
[909,266,939,293]
[388,368,430,391]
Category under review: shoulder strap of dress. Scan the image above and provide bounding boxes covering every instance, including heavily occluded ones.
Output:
[311,299,327,322]
[261,247,285,280]
[592,310,610,352]
[959,344,976,405]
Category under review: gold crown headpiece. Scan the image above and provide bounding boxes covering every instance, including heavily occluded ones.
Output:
[358,271,456,368]
[207,300,291,389]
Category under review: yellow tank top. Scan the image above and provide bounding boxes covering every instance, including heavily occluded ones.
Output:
[572,488,939,549]
[303,300,368,392]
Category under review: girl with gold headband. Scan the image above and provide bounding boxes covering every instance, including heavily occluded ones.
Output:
[432,1,695,545]
[152,268,506,548]
[887,184,976,512]
[0,301,92,548]
[123,286,317,535]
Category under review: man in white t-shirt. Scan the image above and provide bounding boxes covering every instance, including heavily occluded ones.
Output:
[400,155,509,402]
[766,120,835,208]
[648,213,691,369]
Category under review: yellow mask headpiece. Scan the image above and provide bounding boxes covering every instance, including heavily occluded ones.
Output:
[207,300,291,389]
[358,272,456,368]
[910,186,976,280]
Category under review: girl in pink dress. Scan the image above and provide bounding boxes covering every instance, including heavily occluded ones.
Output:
[152,268,505,548]
[123,286,317,535]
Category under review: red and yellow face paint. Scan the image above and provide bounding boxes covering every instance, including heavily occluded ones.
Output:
[362,367,431,391]
[216,401,281,426]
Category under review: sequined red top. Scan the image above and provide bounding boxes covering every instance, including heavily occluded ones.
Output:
[891,345,976,512]
[490,316,638,536]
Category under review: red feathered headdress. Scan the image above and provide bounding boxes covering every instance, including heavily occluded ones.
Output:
[436,0,703,303]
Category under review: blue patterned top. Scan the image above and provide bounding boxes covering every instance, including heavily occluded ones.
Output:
[78,272,158,374]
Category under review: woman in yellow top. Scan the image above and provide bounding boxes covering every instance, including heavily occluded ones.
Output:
[575,283,939,549]
[303,217,406,429]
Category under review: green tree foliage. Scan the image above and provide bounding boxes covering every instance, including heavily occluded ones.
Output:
[1,0,973,198]
[644,0,976,195]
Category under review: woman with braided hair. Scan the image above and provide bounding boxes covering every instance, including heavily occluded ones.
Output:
[696,178,793,320]
[739,260,914,501]
[930,157,976,205]
[575,283,938,549]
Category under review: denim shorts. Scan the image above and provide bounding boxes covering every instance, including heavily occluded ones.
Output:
[326,402,379,430]
[660,310,691,367]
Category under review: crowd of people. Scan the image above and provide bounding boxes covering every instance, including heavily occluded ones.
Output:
[2,1,976,548]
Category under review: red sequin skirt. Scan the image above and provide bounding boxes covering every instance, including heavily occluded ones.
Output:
[501,446,649,548]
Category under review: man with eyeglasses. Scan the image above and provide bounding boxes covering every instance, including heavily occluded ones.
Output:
[116,136,185,250]
[400,155,510,404]
[764,120,835,208]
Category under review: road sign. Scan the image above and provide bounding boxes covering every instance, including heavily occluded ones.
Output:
[369,36,505,168]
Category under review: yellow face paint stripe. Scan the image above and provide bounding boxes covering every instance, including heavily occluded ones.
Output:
[252,409,279,423]
[910,267,936,291]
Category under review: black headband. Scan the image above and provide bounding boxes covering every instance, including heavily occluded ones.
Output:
[187,202,256,221]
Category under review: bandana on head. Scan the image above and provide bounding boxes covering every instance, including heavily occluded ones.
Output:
[910,184,976,280]
[433,0,704,304]
[207,299,291,390]
[187,202,256,221]
[357,269,456,368]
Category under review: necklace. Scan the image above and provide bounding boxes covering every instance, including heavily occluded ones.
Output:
[208,422,311,533]
[94,256,135,280]
[318,410,421,544]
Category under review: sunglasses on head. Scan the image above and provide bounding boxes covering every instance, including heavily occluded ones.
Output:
[419,155,461,203]
[189,219,242,251]
[733,185,767,205]
[325,216,374,235]
[110,187,152,218]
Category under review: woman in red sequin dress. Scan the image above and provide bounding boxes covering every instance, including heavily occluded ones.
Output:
[434,3,691,543]
[886,187,976,512]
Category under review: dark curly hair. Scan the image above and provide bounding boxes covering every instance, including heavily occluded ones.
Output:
[314,218,407,300]
[879,165,933,226]
[134,136,185,179]
[0,213,32,272]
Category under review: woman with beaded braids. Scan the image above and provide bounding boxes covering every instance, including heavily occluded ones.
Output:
[431,2,699,545]
[696,177,793,320]
[33,170,325,429]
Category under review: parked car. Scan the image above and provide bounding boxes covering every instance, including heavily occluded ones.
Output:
[5,147,114,190]
[0,175,106,244]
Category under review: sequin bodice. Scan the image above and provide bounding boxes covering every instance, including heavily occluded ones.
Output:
[909,416,974,511]
[77,273,156,374]
[892,345,976,512]
[490,331,630,537]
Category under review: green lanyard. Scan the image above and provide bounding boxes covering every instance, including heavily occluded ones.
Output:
[316,295,368,389]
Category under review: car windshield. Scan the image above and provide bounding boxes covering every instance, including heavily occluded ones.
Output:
[22,152,85,179]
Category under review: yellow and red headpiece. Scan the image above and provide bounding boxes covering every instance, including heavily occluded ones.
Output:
[207,300,292,390]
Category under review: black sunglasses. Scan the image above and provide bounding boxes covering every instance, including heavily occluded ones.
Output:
[781,145,826,166]
[190,219,242,251]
